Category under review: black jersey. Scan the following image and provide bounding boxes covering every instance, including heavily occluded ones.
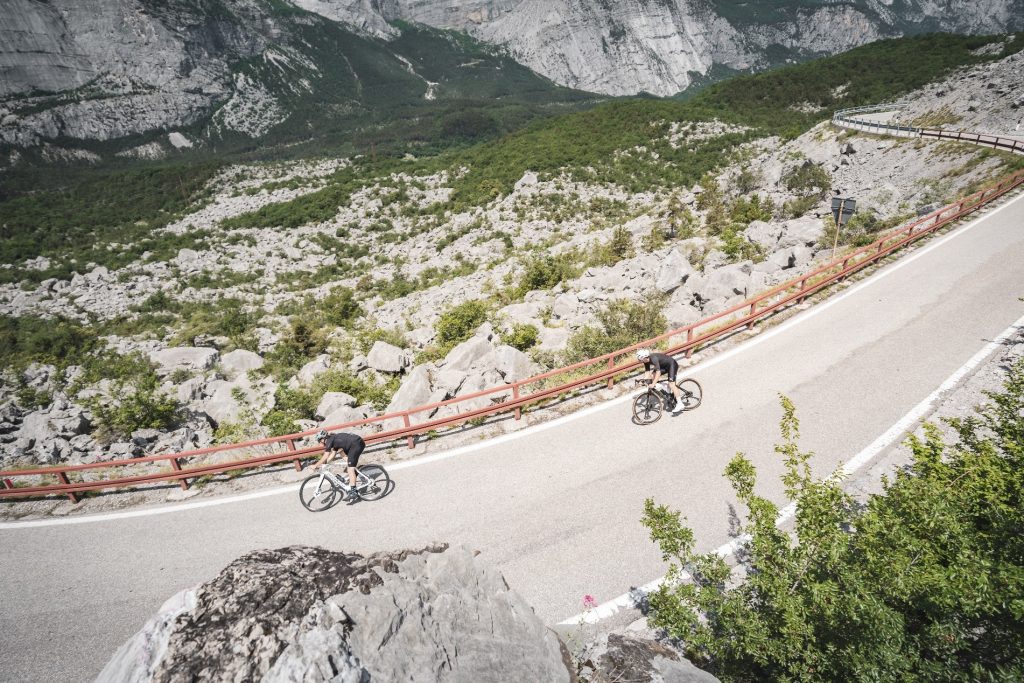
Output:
[644,352,677,375]
[323,432,363,452]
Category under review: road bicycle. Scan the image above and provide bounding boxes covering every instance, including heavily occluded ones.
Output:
[299,463,391,512]
[632,377,702,425]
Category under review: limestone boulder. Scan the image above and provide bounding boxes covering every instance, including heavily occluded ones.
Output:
[443,336,495,373]
[655,248,695,294]
[219,349,263,379]
[315,392,358,420]
[320,404,375,429]
[291,355,331,387]
[367,341,409,374]
[696,263,752,303]
[744,220,782,249]
[149,347,219,376]
[99,545,572,682]
[489,345,539,384]
[384,365,433,415]
[201,375,277,428]
[777,216,823,249]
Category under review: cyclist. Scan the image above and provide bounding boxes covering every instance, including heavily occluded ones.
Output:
[636,348,684,414]
[313,430,365,502]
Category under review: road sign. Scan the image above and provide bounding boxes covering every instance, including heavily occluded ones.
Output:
[831,197,856,225]
[831,197,857,258]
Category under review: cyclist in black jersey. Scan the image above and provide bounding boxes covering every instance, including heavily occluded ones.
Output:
[636,348,684,414]
[313,430,365,501]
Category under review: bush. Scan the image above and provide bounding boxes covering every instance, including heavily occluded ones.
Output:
[505,323,539,351]
[86,373,182,442]
[783,161,831,197]
[728,194,773,225]
[642,364,1024,681]
[436,300,489,351]
[516,253,581,297]
[564,296,666,362]
[0,315,98,371]
[265,321,328,376]
[589,225,635,267]
[322,286,362,328]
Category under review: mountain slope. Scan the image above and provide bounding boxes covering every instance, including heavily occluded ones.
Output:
[0,0,593,160]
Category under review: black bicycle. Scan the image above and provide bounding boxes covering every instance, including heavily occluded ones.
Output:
[632,377,702,425]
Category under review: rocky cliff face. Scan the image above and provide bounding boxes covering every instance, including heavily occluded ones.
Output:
[2,0,1021,149]
[387,0,1024,96]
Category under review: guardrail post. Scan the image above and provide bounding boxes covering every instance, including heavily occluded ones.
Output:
[170,458,189,490]
[286,439,302,471]
[512,384,522,420]
[747,302,757,330]
[606,357,615,389]
[797,277,808,304]
[685,328,694,359]
[56,471,79,503]
[403,413,415,449]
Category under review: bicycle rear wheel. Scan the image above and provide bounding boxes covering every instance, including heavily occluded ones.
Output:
[357,465,391,501]
[676,378,703,410]
[299,473,339,512]
[632,392,663,425]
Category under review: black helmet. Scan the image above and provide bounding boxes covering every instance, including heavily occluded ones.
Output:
[315,429,327,442]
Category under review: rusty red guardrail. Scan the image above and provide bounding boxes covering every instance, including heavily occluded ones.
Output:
[2,164,1022,502]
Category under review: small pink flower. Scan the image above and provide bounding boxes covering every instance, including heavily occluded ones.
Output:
[583,594,597,609]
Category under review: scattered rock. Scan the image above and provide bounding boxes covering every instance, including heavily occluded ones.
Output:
[315,392,358,420]
[149,347,219,376]
[219,349,264,378]
[366,341,409,374]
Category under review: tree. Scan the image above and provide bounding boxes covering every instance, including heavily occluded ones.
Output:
[642,363,1024,682]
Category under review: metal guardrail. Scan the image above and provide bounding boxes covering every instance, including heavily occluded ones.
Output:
[2,166,1023,503]
[833,105,1024,155]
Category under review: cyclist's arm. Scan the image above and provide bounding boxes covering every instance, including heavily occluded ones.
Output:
[313,448,338,469]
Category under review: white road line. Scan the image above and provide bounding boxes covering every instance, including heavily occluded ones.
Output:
[558,313,1024,626]
[2,192,1021,530]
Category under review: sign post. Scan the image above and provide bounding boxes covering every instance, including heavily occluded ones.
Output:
[830,196,856,258]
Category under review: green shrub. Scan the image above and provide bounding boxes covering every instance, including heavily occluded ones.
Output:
[564,296,666,363]
[783,161,831,197]
[0,315,99,371]
[516,253,581,297]
[86,373,182,442]
[728,194,773,225]
[589,225,635,267]
[505,323,539,351]
[436,300,489,351]
[642,363,1024,681]
[783,194,820,219]
[322,286,362,328]
[265,321,328,376]
[720,224,764,262]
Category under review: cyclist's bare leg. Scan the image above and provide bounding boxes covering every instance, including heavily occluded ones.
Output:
[347,465,357,488]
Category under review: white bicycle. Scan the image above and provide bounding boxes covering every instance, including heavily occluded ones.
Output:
[299,463,391,512]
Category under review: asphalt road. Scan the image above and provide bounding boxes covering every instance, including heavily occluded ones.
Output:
[2,192,1023,682]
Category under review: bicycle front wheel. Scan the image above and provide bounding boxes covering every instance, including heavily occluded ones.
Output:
[632,392,663,425]
[357,465,391,501]
[299,474,339,512]
[676,378,703,410]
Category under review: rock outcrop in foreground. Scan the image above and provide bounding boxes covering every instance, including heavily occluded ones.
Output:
[100,544,574,682]
[100,544,718,682]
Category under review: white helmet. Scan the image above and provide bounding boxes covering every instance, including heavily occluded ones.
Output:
[636,348,651,360]
[315,429,327,443]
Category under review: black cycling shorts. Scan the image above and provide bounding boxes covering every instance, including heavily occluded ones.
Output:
[664,360,678,383]
[344,438,365,467]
